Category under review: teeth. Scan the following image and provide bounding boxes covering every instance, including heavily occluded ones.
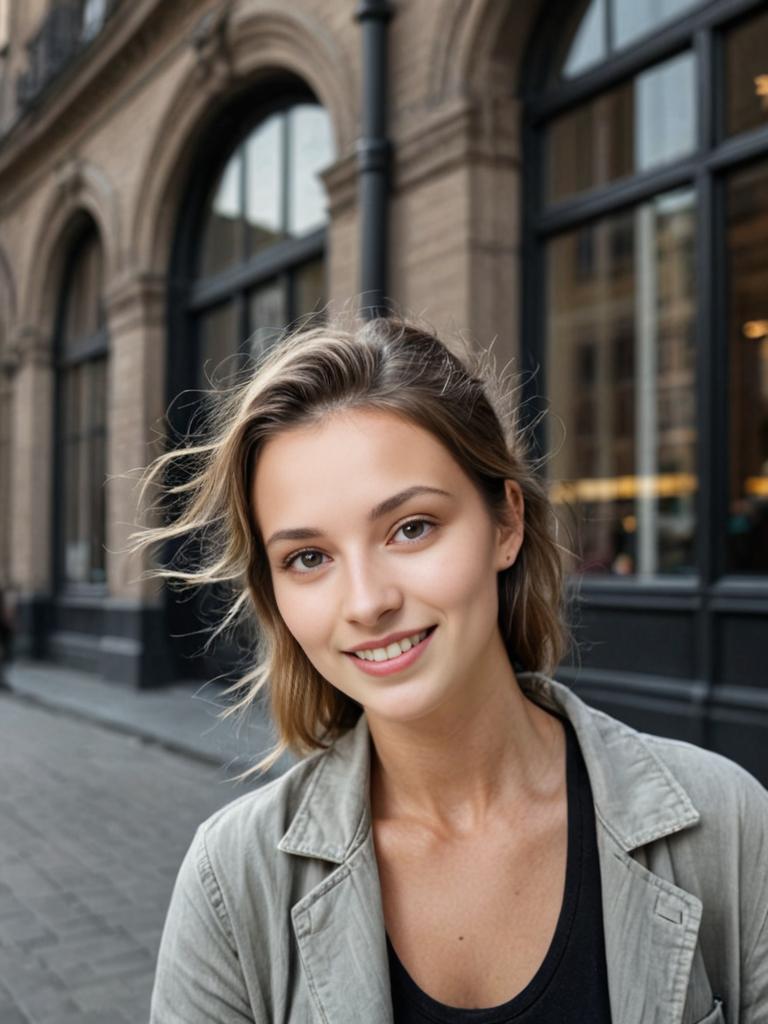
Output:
[353,630,429,662]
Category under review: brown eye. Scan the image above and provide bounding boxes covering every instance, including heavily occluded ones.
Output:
[395,519,434,543]
[284,549,327,573]
[299,551,323,568]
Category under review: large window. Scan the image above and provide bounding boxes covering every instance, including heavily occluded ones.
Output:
[526,0,768,580]
[166,88,333,676]
[56,221,108,588]
[185,97,334,389]
[0,269,11,588]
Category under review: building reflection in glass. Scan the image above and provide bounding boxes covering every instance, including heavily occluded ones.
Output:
[727,159,768,572]
[546,189,697,576]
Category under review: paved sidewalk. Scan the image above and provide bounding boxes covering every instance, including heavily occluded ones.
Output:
[4,659,294,777]
[0,692,263,1024]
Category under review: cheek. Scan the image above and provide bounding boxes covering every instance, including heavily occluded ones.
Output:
[272,576,333,651]
[417,527,499,610]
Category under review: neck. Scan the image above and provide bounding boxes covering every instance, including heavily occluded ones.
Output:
[368,657,564,836]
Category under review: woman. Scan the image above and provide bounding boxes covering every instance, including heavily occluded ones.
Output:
[143,317,766,1023]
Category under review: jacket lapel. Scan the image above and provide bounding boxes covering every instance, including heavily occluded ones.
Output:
[279,716,393,1024]
[290,833,393,1024]
[597,823,703,1024]
[518,674,704,1024]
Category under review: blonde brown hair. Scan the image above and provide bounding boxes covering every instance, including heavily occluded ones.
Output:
[132,316,568,776]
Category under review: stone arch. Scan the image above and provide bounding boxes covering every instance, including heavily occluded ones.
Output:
[132,0,355,276]
[20,159,121,342]
[427,0,545,106]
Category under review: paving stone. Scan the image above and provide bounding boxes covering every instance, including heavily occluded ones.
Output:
[0,694,257,1023]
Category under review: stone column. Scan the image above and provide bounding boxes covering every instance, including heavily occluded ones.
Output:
[8,325,54,656]
[100,270,173,686]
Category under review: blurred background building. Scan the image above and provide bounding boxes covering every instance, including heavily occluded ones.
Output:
[0,0,766,779]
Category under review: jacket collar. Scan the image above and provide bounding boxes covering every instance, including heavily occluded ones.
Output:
[278,672,701,862]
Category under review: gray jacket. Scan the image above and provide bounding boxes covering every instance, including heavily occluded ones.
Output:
[149,674,768,1024]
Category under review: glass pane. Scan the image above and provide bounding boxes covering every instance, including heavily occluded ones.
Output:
[81,0,108,41]
[548,52,695,203]
[546,189,697,577]
[294,258,326,322]
[198,302,240,386]
[726,160,768,573]
[245,114,284,256]
[248,280,287,358]
[86,358,107,583]
[724,10,768,139]
[612,0,701,51]
[288,105,334,236]
[0,378,11,585]
[200,150,243,279]
[563,0,606,80]
[558,0,705,80]
[64,227,103,350]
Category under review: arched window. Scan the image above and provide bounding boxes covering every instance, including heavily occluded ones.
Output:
[0,265,12,588]
[174,89,334,393]
[166,86,334,675]
[525,0,768,580]
[55,218,108,589]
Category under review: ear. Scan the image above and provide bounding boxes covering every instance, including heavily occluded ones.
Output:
[495,479,525,571]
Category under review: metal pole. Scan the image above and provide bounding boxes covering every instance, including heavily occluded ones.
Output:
[355,0,393,320]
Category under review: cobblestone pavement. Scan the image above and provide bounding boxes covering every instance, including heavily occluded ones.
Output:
[0,691,263,1024]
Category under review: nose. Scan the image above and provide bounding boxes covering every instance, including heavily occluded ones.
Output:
[341,553,403,627]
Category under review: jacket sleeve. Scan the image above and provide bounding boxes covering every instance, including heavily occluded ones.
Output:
[739,772,768,1023]
[149,826,258,1024]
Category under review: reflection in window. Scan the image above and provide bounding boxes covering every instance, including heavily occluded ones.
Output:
[724,9,768,139]
[559,0,705,80]
[58,224,108,587]
[249,280,287,358]
[548,52,696,203]
[81,0,108,42]
[546,189,697,576]
[200,104,333,278]
[245,117,282,251]
[0,271,10,588]
[199,303,240,387]
[288,106,335,236]
[193,103,333,388]
[726,160,768,572]
[612,0,700,50]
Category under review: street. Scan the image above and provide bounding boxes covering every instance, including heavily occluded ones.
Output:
[0,691,260,1024]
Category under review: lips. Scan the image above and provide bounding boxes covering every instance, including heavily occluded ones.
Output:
[344,625,436,655]
[344,626,436,677]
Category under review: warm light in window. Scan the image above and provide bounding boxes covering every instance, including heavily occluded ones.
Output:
[756,75,768,109]
[743,320,768,340]
[745,477,768,497]
[550,473,698,504]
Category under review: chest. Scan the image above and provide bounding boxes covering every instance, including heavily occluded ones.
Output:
[373,809,568,1009]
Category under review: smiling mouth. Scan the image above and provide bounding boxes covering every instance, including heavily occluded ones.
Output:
[347,626,437,663]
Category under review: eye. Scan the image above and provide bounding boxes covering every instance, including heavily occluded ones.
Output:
[283,549,328,574]
[392,518,435,543]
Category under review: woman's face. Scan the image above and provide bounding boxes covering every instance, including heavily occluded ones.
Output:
[252,408,523,727]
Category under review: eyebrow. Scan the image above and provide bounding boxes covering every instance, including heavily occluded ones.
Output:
[264,486,452,549]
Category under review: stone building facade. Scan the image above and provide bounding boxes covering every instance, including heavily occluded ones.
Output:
[0,0,767,779]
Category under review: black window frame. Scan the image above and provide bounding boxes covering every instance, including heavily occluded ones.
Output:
[169,78,331,407]
[52,216,110,598]
[165,77,332,679]
[521,0,768,707]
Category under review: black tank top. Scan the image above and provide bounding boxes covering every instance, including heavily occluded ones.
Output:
[385,715,613,1022]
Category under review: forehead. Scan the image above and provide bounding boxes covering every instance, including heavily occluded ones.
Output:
[252,408,470,529]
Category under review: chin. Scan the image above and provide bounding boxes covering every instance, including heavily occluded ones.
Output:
[358,677,456,726]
